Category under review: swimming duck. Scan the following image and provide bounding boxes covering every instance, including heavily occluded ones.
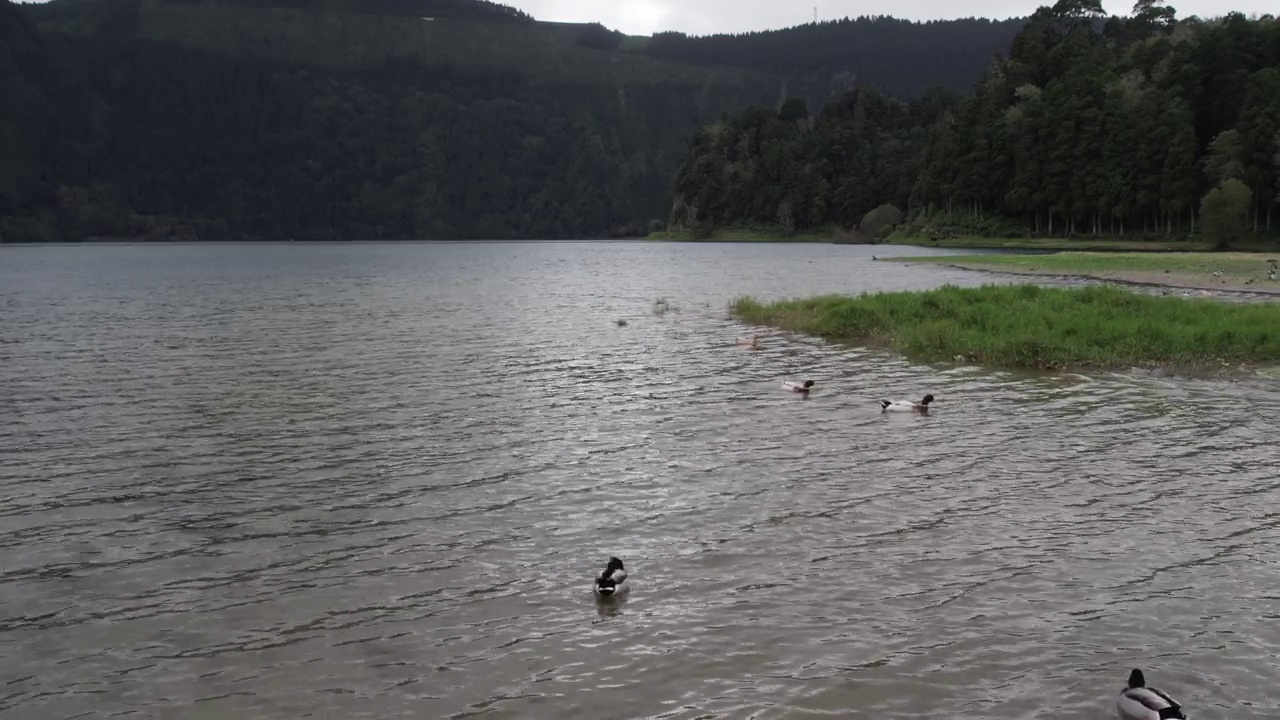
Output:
[593,557,629,598]
[1116,668,1186,720]
[880,394,934,413]
[736,334,762,349]
[783,380,815,394]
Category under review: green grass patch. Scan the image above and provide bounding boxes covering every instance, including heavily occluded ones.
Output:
[893,251,1280,291]
[730,284,1280,372]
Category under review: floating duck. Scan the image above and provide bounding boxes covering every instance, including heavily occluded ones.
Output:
[880,394,934,413]
[616,319,628,327]
[1116,668,1186,720]
[736,334,762,349]
[783,380,815,394]
[593,557,629,598]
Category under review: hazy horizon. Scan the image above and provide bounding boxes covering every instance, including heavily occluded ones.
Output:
[13,0,1278,37]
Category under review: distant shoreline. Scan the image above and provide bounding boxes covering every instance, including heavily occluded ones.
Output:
[646,229,1280,253]
[888,252,1280,298]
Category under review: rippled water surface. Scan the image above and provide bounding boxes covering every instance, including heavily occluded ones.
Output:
[2,241,1278,720]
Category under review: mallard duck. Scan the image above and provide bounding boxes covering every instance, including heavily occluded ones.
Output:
[593,557,629,598]
[1116,668,1186,720]
[880,394,934,413]
[736,334,762,349]
[783,380,815,394]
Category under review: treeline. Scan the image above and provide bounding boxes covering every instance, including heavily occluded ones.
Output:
[669,2,1280,242]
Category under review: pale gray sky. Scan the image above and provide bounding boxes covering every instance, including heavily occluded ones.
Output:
[518,0,1276,35]
[15,0,1276,36]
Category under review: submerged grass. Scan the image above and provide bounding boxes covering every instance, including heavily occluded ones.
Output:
[731,284,1280,372]
[894,251,1280,291]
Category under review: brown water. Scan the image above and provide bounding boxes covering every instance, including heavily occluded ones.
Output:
[1,241,1277,720]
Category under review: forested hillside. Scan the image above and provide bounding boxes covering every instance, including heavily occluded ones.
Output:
[0,0,1022,242]
[644,17,1025,101]
[669,2,1280,243]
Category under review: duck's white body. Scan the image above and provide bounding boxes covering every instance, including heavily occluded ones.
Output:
[783,381,815,393]
[594,557,629,598]
[880,394,934,413]
[1116,669,1186,720]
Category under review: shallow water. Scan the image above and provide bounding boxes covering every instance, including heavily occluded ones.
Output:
[1,241,1278,720]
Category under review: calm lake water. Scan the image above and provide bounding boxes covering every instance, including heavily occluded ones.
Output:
[1,241,1278,720]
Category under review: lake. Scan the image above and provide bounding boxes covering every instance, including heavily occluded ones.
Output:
[1,241,1277,719]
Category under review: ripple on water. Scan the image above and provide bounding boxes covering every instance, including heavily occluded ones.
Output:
[1,241,1278,719]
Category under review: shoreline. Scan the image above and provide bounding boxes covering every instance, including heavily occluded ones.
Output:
[886,252,1280,300]
[646,229,1280,253]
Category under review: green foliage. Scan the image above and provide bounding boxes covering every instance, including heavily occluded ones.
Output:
[731,284,1280,371]
[672,9,1280,242]
[1204,130,1245,185]
[859,203,904,240]
[1200,179,1253,250]
[778,98,810,123]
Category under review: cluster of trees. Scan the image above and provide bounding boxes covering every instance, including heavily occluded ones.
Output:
[670,2,1280,244]
[0,0,1023,242]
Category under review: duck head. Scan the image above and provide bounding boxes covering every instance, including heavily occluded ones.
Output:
[606,557,624,573]
[920,394,935,406]
[803,380,815,389]
[1127,669,1145,689]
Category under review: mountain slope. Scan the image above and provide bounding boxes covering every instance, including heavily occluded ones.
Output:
[1,0,1027,241]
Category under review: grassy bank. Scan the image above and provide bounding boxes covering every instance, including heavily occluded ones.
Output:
[891,252,1280,293]
[646,229,837,243]
[731,284,1280,372]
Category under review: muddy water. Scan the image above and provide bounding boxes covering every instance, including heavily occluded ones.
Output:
[1,241,1277,719]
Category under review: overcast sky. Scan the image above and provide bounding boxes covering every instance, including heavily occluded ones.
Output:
[517,0,1275,36]
[16,0,1276,36]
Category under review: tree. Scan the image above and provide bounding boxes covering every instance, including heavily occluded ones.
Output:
[1199,179,1252,250]
[1203,130,1245,185]
[1274,130,1280,199]
[859,203,904,239]
[1131,0,1177,30]
[778,98,810,124]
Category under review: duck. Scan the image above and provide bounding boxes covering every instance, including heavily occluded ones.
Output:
[880,394,934,413]
[783,380,815,394]
[1116,668,1186,720]
[593,557,629,598]
[736,334,762,349]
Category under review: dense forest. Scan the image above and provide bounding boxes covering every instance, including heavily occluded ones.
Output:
[669,2,1280,243]
[644,17,1024,102]
[0,0,1021,242]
